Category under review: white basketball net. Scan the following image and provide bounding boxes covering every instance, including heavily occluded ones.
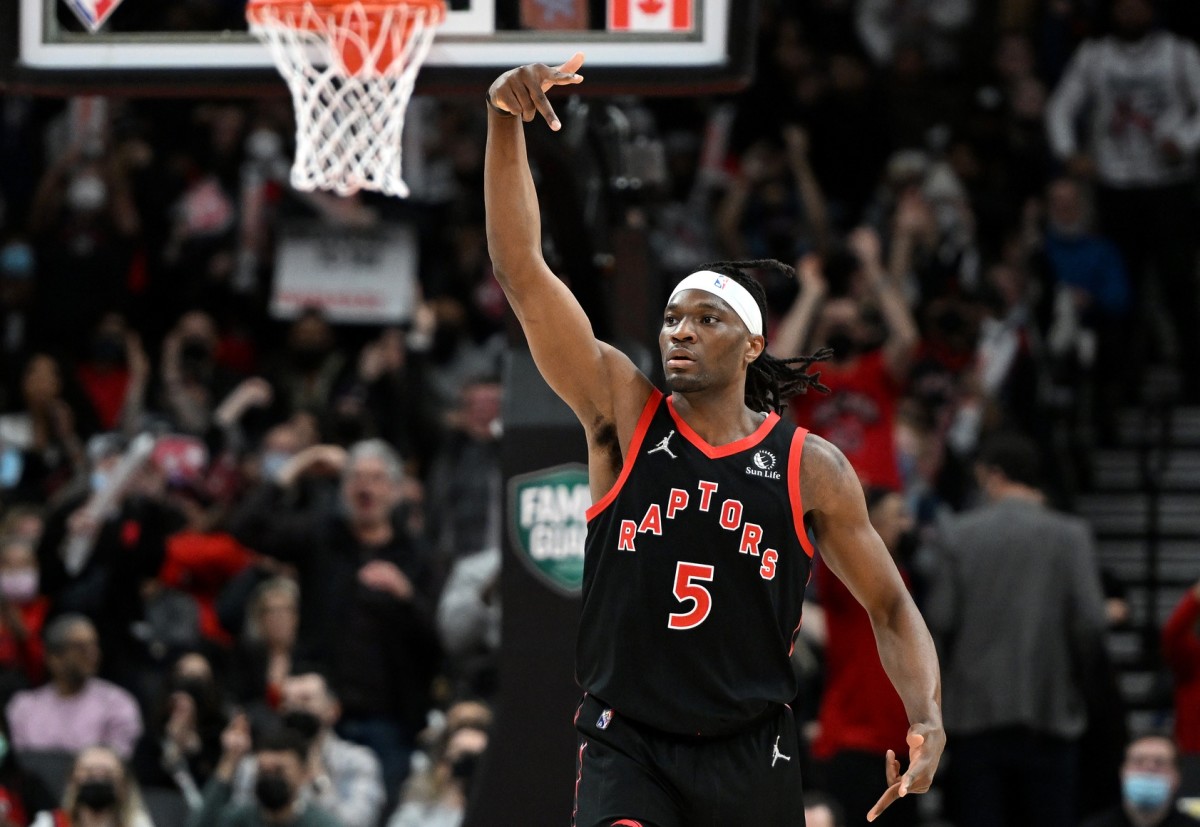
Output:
[249,2,441,198]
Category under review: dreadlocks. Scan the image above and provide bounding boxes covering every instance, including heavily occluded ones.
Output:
[694,259,832,414]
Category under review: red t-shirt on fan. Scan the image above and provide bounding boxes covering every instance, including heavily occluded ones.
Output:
[788,349,902,490]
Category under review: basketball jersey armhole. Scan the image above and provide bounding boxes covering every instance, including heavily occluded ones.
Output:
[788,428,816,559]
[584,389,663,522]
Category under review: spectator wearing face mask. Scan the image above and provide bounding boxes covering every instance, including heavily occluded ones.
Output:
[775,233,919,491]
[1081,735,1200,827]
[231,672,384,827]
[266,309,347,422]
[159,311,243,437]
[35,434,177,695]
[0,534,50,692]
[188,716,340,827]
[6,614,143,761]
[74,313,150,435]
[26,140,141,356]
[388,722,489,827]
[133,652,228,804]
[31,745,153,827]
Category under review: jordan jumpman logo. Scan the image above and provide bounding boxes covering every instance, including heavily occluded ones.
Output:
[647,430,677,459]
[771,736,791,767]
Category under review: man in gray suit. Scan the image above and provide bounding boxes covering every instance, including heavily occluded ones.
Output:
[926,432,1109,827]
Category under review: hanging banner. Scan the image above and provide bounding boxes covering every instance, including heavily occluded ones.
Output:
[270,221,417,325]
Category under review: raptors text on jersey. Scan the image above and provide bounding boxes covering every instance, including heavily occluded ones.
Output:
[578,390,816,736]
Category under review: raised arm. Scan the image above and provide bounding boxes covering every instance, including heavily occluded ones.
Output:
[484,54,651,435]
[801,434,944,822]
[853,226,919,382]
[783,125,831,255]
[770,253,827,359]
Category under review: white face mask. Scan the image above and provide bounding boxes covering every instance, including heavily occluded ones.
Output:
[91,469,111,492]
[0,568,39,603]
[66,175,108,212]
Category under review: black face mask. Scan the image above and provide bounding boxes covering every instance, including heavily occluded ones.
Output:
[255,772,294,812]
[91,335,125,366]
[450,751,482,794]
[282,710,323,743]
[1115,21,1151,42]
[290,345,327,371]
[180,337,213,365]
[76,780,118,811]
[826,328,857,362]
[174,676,217,711]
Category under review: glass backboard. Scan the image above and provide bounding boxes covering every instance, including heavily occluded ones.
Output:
[1,0,752,95]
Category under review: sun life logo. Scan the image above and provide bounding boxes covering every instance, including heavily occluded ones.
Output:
[746,449,781,479]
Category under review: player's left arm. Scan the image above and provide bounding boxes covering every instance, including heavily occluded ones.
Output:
[801,434,944,822]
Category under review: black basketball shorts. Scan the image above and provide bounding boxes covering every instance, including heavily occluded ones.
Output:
[571,693,806,827]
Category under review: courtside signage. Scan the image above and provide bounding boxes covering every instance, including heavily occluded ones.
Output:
[508,464,589,596]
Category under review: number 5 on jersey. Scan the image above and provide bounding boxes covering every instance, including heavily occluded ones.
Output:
[669,562,715,630]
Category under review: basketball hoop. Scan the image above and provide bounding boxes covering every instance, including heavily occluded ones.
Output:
[247,0,446,198]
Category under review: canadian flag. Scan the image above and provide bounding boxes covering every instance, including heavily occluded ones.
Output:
[608,0,694,32]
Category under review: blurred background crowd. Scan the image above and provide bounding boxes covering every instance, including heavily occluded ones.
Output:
[1,0,1200,824]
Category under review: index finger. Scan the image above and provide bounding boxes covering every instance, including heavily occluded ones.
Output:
[529,88,562,131]
[554,51,585,76]
[867,780,902,822]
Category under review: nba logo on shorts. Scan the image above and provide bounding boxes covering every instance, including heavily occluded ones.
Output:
[596,709,614,730]
[713,276,727,289]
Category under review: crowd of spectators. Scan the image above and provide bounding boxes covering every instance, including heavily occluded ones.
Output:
[1,0,1200,824]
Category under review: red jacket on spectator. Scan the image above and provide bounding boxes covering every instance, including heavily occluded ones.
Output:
[1163,585,1200,754]
[0,596,49,685]
[789,349,903,490]
[811,556,910,759]
[75,364,131,431]
[160,532,256,646]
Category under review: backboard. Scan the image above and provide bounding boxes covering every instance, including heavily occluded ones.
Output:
[0,0,753,96]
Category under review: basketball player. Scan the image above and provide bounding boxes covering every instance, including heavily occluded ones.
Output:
[484,54,944,826]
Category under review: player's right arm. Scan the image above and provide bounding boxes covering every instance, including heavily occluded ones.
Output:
[484,56,653,461]
[800,434,944,821]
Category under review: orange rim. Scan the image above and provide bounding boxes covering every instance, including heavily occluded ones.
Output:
[246,0,446,26]
[247,0,446,75]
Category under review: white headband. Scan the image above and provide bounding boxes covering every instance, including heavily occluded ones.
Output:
[668,270,763,336]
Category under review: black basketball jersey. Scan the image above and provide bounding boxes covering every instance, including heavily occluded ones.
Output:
[579,389,815,736]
